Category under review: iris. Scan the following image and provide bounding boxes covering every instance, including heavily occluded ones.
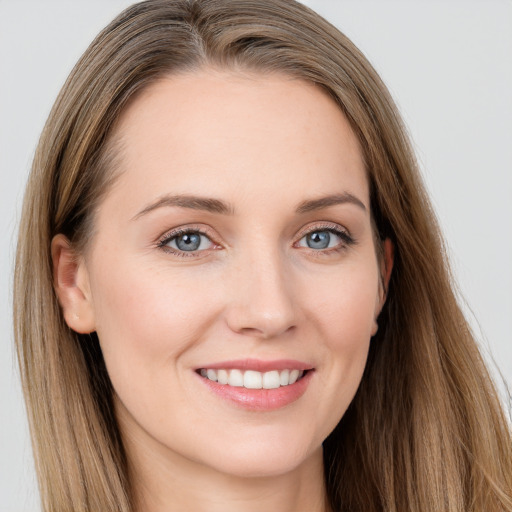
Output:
[175,233,202,251]
[306,231,331,249]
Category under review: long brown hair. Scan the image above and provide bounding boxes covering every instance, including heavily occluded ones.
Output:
[14,1,512,510]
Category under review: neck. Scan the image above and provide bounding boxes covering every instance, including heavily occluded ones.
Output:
[124,425,330,512]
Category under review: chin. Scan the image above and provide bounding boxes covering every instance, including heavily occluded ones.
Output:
[193,428,323,479]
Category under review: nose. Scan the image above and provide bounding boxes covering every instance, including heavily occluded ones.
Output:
[224,246,297,339]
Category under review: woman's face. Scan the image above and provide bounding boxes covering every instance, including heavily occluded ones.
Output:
[67,70,389,478]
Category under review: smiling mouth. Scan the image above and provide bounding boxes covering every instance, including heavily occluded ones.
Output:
[197,368,309,389]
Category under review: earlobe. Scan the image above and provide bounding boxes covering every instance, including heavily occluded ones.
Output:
[51,234,96,334]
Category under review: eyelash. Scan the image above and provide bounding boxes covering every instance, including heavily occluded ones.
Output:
[156,223,356,258]
[156,225,219,258]
[295,223,356,256]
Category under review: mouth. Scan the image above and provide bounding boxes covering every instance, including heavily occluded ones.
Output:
[194,359,314,411]
[197,368,309,389]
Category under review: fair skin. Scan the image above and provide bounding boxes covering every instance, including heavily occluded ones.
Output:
[53,70,393,512]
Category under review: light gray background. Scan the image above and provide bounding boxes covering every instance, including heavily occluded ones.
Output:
[1,1,511,510]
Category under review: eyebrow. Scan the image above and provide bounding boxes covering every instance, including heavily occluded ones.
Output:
[295,193,367,214]
[133,191,366,220]
[133,194,234,220]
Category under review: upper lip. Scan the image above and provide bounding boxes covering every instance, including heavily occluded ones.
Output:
[196,358,314,372]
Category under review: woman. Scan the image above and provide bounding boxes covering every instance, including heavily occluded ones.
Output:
[13,0,512,511]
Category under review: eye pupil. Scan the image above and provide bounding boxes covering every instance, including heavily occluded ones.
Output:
[176,233,201,251]
[307,231,330,249]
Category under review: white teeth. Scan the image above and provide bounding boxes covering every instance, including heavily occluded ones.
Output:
[244,370,262,389]
[229,369,244,387]
[201,368,307,389]
[289,369,300,384]
[263,370,280,389]
[217,369,229,385]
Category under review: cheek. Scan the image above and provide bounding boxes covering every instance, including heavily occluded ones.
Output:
[88,256,222,389]
[301,260,378,421]
[305,258,379,346]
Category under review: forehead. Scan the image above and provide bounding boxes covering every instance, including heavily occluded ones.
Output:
[106,69,368,214]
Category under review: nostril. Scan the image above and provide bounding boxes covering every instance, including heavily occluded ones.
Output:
[234,324,297,340]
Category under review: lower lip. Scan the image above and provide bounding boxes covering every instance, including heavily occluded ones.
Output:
[197,371,313,411]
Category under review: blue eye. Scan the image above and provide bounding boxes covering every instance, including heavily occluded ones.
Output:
[297,228,350,250]
[305,231,332,249]
[162,231,213,253]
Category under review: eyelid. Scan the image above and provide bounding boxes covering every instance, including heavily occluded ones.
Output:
[156,224,221,256]
[293,221,356,251]
[295,221,352,240]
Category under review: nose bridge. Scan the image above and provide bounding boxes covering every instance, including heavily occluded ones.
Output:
[226,240,297,338]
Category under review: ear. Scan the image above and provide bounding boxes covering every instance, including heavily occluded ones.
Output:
[51,234,96,334]
[380,237,394,300]
[372,238,394,336]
